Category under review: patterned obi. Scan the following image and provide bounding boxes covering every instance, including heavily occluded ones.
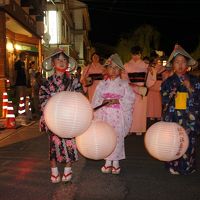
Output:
[102,93,121,109]
[128,72,146,83]
[88,73,103,80]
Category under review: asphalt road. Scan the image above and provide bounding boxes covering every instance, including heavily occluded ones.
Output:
[0,123,200,200]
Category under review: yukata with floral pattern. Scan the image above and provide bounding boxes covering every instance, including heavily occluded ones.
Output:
[161,73,200,175]
[92,77,135,161]
[39,73,81,163]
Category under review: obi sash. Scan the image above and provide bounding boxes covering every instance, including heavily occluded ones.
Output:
[157,69,166,81]
[85,73,103,87]
[128,72,146,83]
[157,73,162,80]
[88,73,103,80]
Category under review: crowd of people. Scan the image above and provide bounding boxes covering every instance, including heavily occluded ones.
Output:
[13,43,200,183]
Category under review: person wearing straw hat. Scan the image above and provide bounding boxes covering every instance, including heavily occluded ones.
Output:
[39,48,82,183]
[92,53,135,174]
[161,44,200,175]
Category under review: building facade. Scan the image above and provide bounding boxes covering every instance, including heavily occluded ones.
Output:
[43,0,91,67]
[0,0,91,117]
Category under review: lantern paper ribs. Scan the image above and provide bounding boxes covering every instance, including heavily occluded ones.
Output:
[144,121,189,161]
[44,91,93,138]
[76,121,117,160]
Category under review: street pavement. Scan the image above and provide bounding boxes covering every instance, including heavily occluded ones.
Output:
[0,121,200,200]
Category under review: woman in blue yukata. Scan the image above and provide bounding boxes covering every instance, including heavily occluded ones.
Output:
[39,49,82,183]
[161,44,200,175]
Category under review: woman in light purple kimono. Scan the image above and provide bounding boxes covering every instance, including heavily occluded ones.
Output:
[92,54,135,175]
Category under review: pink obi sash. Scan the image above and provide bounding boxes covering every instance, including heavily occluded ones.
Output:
[102,93,121,109]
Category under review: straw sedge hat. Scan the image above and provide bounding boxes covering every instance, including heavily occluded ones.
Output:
[166,44,198,69]
[42,48,77,72]
[104,53,124,70]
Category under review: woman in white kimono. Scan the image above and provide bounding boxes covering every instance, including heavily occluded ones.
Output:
[92,54,135,175]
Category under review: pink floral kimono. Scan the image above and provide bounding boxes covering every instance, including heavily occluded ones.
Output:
[39,74,81,163]
[92,77,135,161]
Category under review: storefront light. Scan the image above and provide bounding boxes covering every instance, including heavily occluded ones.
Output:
[14,44,22,51]
[6,41,14,52]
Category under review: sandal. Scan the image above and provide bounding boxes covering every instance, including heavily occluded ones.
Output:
[101,165,112,173]
[62,171,72,182]
[51,174,61,183]
[169,168,180,175]
[112,166,121,175]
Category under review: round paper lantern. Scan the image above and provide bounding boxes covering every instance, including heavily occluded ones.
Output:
[144,121,189,161]
[44,91,93,138]
[76,120,117,160]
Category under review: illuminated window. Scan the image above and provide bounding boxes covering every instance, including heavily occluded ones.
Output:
[48,11,58,44]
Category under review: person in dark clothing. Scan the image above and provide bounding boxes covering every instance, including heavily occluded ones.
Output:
[14,52,27,113]
[161,44,200,175]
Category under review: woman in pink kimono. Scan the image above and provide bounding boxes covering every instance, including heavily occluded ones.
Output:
[81,52,105,102]
[147,55,169,121]
[122,46,150,135]
[92,54,135,175]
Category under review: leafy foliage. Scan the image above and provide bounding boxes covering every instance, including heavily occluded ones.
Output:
[116,24,160,63]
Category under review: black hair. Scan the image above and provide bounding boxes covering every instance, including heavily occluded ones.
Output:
[19,52,26,58]
[143,56,150,61]
[77,66,82,71]
[149,51,160,64]
[130,46,143,55]
[150,50,159,58]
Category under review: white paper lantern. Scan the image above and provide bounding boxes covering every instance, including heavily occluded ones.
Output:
[76,120,117,160]
[144,121,189,161]
[44,91,93,138]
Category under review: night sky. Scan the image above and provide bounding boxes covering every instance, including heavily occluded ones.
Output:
[81,0,200,55]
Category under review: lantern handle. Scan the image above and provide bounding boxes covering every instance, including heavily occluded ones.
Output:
[93,101,109,111]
